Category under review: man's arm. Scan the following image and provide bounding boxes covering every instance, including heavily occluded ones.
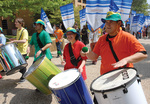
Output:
[80,50,99,61]
[112,52,148,68]
[35,43,52,58]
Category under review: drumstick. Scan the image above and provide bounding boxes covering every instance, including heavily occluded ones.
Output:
[25,53,29,60]
[59,55,63,62]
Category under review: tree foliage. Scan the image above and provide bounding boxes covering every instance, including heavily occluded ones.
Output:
[0,0,72,22]
[131,0,150,15]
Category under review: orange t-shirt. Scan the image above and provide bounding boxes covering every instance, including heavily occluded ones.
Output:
[54,29,64,42]
[93,30,146,75]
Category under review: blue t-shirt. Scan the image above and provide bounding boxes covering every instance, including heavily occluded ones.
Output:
[0,34,6,45]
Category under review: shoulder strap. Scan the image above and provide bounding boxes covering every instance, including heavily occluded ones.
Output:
[106,35,127,68]
[18,29,25,40]
[36,32,44,48]
[106,35,119,62]
[68,43,81,67]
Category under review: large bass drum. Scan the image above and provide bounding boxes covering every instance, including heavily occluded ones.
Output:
[49,68,93,104]
[90,68,147,104]
[0,43,27,75]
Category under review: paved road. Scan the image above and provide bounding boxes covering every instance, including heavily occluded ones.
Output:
[0,39,150,104]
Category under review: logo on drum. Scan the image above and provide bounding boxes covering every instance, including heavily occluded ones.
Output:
[53,82,59,86]
[122,71,129,80]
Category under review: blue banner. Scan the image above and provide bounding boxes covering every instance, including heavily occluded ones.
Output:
[131,15,145,33]
[41,8,53,34]
[113,0,133,21]
[109,0,119,12]
[60,3,75,29]
[86,0,110,30]
[79,8,86,31]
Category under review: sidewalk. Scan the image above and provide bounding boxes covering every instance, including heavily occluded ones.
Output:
[0,39,149,104]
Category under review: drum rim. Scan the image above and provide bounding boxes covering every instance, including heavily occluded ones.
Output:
[6,63,28,75]
[90,67,138,93]
[0,43,16,48]
[23,55,46,78]
[49,69,81,90]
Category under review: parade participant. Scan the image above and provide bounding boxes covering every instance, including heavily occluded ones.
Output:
[53,24,64,58]
[81,25,89,45]
[80,11,147,103]
[0,27,6,79]
[0,27,6,47]
[9,18,28,82]
[89,27,101,65]
[27,19,52,63]
[61,27,87,80]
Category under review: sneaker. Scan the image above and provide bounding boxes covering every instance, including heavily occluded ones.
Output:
[35,89,41,92]
[16,78,26,84]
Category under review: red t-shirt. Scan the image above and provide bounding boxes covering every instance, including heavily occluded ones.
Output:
[63,40,87,80]
[93,30,146,75]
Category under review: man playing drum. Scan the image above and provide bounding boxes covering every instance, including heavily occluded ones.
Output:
[80,11,148,103]
[27,19,52,63]
[9,18,29,83]
[27,19,52,92]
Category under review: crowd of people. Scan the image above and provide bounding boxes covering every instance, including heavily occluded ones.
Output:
[0,11,148,103]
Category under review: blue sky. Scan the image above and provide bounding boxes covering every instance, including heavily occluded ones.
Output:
[148,0,150,4]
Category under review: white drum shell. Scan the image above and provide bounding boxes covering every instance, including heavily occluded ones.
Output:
[94,78,147,104]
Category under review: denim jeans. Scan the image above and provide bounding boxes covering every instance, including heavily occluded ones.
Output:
[56,42,62,56]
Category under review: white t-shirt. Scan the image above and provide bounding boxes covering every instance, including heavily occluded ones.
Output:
[89,29,101,43]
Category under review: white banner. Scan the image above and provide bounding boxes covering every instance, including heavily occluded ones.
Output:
[86,0,110,30]
[114,0,133,21]
[79,8,86,31]
[60,3,75,29]
[41,8,53,34]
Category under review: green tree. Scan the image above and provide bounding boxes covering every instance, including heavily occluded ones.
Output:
[0,0,72,22]
[131,0,150,15]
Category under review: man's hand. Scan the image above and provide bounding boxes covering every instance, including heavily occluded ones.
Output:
[35,50,42,58]
[112,58,128,68]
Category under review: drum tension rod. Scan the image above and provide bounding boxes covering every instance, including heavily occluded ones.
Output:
[122,84,128,94]
[136,75,141,83]
[101,91,108,99]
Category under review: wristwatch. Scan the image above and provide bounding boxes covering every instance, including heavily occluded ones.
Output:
[40,48,43,52]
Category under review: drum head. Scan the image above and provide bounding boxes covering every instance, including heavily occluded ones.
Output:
[49,68,80,90]
[91,68,137,92]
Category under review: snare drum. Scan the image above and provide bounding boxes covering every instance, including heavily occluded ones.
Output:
[90,68,148,104]
[24,55,61,95]
[0,43,27,75]
[49,68,93,104]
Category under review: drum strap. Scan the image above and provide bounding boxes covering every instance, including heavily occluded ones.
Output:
[36,32,45,54]
[68,43,82,67]
[106,35,119,62]
[18,29,25,40]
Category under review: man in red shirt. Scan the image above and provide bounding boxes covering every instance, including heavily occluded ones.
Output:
[81,11,147,75]
[81,11,148,103]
